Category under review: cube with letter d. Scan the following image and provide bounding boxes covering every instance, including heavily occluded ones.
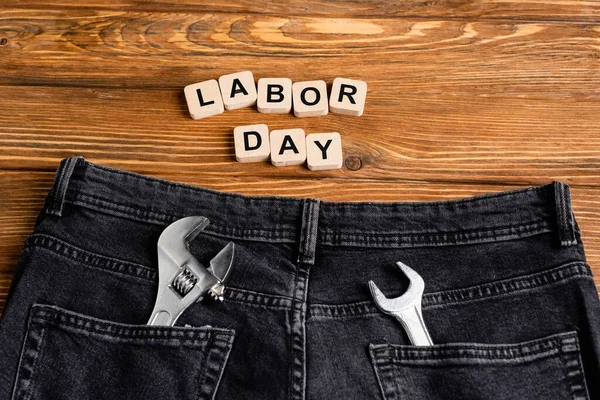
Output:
[234,124,270,163]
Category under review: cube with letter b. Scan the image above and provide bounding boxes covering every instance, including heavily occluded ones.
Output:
[234,124,270,163]
[329,78,367,116]
[257,78,292,114]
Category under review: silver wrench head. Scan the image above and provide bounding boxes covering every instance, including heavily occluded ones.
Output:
[157,216,209,267]
[148,216,235,326]
[368,261,425,314]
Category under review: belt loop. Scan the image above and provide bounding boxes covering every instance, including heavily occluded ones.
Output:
[297,198,320,265]
[46,156,84,217]
[553,181,577,247]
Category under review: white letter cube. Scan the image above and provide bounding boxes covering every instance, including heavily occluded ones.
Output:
[329,77,367,116]
[234,124,270,163]
[183,80,225,120]
[218,71,257,110]
[270,129,306,166]
[257,78,292,114]
[306,132,343,171]
[292,80,329,118]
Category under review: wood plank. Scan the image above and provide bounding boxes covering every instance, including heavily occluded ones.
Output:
[1,85,600,185]
[1,171,600,316]
[1,1,600,20]
[1,10,600,92]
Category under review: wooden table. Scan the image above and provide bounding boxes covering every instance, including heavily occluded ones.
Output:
[2,1,600,315]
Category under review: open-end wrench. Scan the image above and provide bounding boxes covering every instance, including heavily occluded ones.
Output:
[147,216,235,326]
[368,261,433,346]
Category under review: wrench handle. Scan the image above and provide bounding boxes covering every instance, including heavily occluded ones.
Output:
[395,305,434,346]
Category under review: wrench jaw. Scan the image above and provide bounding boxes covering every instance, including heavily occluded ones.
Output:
[147,216,236,326]
[206,242,235,302]
[368,262,425,313]
[368,262,434,346]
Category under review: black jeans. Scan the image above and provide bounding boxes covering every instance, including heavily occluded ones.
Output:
[1,156,599,399]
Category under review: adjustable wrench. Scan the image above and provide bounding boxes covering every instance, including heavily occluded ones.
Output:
[368,261,433,346]
[147,216,235,326]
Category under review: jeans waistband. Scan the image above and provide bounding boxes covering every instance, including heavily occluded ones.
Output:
[45,156,579,250]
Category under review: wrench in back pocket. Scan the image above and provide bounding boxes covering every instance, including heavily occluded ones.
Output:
[147,216,235,326]
[368,262,433,346]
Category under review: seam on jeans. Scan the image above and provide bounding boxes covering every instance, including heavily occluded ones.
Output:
[372,331,577,363]
[88,161,306,207]
[224,287,293,309]
[46,157,83,217]
[67,193,297,243]
[423,262,591,308]
[205,333,235,400]
[322,184,544,208]
[23,236,294,309]
[196,332,214,400]
[318,220,553,248]
[11,311,48,400]
[559,334,590,399]
[85,160,547,209]
[297,199,320,265]
[554,182,578,247]
[25,234,157,282]
[29,304,232,344]
[308,261,591,320]
[288,261,311,400]
[369,345,394,400]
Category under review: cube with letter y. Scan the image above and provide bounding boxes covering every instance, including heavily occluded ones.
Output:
[219,71,258,110]
[329,78,367,116]
[234,124,270,163]
[306,132,343,171]
[184,80,225,120]
[270,129,307,167]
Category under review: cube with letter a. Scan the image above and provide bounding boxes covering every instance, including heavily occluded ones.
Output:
[270,129,306,167]
[218,71,258,110]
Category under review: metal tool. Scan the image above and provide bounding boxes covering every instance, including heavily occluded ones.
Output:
[147,216,235,326]
[368,261,433,346]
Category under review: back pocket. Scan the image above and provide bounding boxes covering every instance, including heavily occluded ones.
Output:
[11,304,235,400]
[369,331,589,400]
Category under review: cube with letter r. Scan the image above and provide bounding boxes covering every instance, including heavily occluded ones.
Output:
[329,78,367,116]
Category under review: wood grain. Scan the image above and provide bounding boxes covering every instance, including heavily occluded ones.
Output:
[1,2,600,317]
[1,85,599,185]
[2,1,600,20]
[1,11,600,93]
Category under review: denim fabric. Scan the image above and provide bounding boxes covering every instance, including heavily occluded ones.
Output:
[1,156,599,399]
